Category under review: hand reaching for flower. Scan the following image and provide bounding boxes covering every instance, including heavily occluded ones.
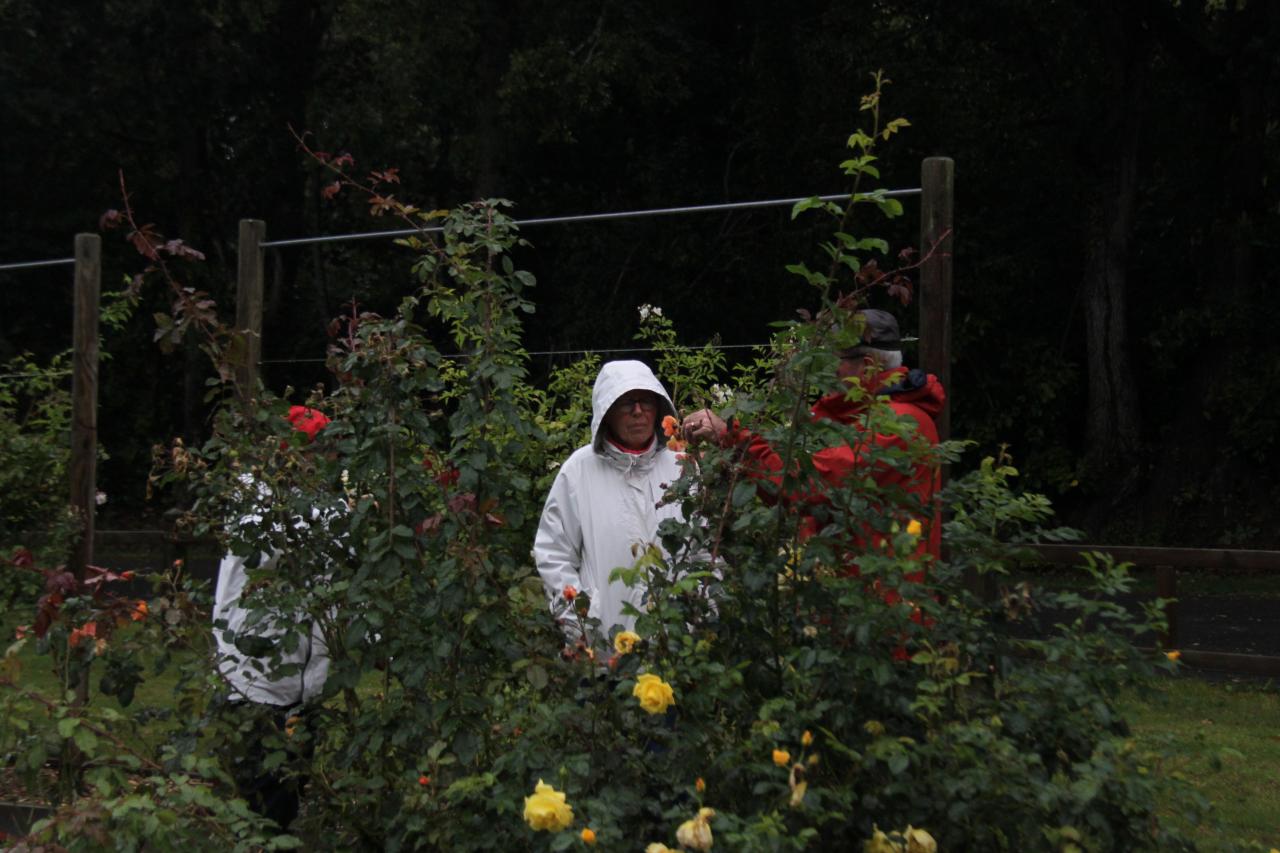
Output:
[681,409,728,443]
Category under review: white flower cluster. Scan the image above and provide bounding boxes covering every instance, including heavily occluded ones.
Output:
[637,303,663,321]
[95,491,108,506]
[709,384,733,406]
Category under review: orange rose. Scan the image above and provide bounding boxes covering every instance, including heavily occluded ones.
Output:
[68,622,98,647]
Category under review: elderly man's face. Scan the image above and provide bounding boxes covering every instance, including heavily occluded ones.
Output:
[605,390,660,450]
[836,353,877,385]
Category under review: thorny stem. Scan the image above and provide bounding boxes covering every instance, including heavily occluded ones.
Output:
[116,171,222,356]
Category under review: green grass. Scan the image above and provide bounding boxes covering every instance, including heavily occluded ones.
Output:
[3,619,188,716]
[1123,677,1280,850]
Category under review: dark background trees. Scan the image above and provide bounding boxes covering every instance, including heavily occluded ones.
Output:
[1,0,1276,546]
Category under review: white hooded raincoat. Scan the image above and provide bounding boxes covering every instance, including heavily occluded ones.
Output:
[533,361,684,641]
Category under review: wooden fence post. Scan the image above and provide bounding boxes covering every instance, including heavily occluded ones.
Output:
[235,219,265,405]
[69,234,101,581]
[919,156,954,444]
[1155,565,1179,649]
[69,233,100,706]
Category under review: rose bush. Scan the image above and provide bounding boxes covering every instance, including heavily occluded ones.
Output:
[2,76,1204,851]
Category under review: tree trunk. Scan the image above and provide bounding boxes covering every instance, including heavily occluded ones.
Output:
[1081,2,1145,478]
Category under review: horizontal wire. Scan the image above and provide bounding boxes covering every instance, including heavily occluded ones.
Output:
[0,189,920,268]
[0,257,76,272]
[260,342,773,366]
[259,189,922,249]
[0,369,72,381]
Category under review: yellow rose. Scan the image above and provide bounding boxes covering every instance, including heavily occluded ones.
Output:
[633,673,676,715]
[676,807,715,851]
[646,845,676,853]
[801,730,814,747]
[864,826,904,853]
[523,779,573,832]
[772,749,791,767]
[1165,650,1182,661]
[614,630,641,655]
[904,826,937,853]
[581,828,597,845]
[906,519,923,537]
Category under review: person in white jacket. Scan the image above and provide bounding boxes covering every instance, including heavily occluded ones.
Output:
[212,405,336,830]
[534,360,684,646]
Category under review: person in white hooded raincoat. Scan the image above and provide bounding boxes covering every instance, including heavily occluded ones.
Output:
[534,360,684,644]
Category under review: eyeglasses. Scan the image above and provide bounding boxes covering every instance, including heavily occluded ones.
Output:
[612,393,659,413]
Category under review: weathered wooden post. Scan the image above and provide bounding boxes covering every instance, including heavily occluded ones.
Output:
[919,156,954,444]
[235,219,265,405]
[1155,565,1178,649]
[69,233,100,706]
[69,234,101,581]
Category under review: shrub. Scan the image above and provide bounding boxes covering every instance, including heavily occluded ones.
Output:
[3,75,1202,850]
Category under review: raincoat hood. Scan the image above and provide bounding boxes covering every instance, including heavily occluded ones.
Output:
[590,360,678,452]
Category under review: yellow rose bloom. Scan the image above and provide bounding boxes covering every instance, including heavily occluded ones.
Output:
[646,845,676,853]
[523,779,574,832]
[695,777,706,793]
[772,749,791,767]
[633,673,676,715]
[581,828,597,845]
[801,730,814,747]
[1165,650,1182,661]
[904,826,937,853]
[614,630,641,655]
[676,807,715,851]
[863,826,901,853]
[906,519,923,537]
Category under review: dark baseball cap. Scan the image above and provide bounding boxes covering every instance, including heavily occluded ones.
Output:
[837,309,902,357]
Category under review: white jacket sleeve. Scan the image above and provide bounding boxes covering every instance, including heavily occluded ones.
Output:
[533,468,584,639]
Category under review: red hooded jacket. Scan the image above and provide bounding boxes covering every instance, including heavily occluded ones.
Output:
[735,367,946,577]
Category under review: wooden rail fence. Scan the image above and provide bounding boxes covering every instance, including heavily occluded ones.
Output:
[1026,544,1280,677]
[86,532,1280,677]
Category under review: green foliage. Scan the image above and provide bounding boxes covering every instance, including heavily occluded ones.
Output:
[3,83,1210,850]
[0,288,137,606]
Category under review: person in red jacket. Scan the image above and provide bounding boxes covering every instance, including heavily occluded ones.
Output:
[682,309,945,577]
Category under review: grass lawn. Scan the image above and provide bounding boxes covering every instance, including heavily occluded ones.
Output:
[1123,676,1280,850]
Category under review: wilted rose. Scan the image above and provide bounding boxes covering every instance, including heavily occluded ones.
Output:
[676,807,715,851]
[904,826,937,853]
[614,630,641,655]
[863,826,902,853]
